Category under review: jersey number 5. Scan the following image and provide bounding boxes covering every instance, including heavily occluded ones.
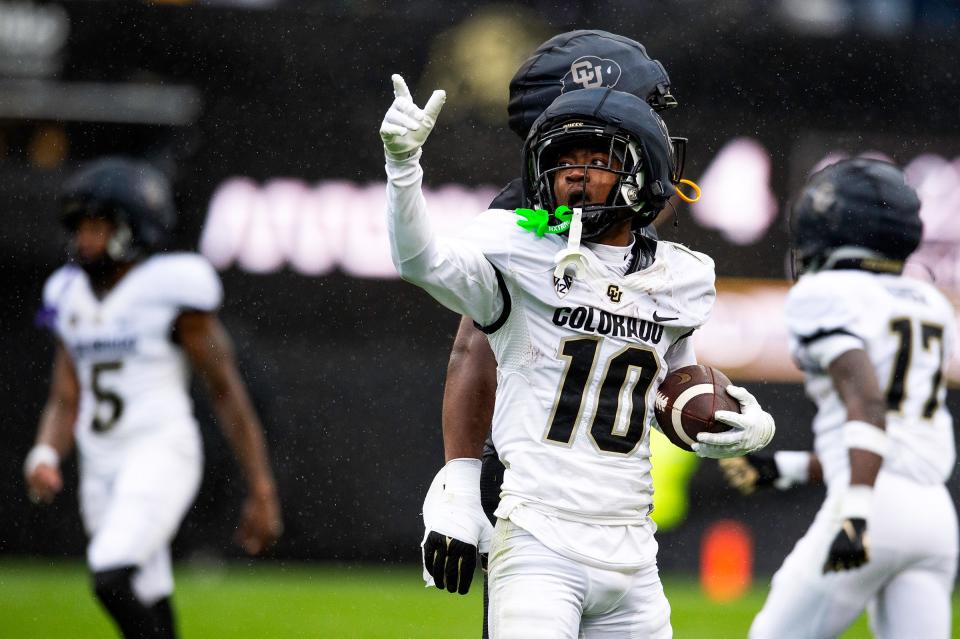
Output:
[545,336,661,455]
[92,361,125,432]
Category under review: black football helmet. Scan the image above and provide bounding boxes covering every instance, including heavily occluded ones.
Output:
[522,87,686,240]
[508,29,676,140]
[60,157,176,261]
[790,158,922,274]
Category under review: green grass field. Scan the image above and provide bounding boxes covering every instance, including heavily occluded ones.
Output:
[0,560,950,638]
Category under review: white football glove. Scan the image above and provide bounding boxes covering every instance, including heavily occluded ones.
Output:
[421,458,493,595]
[380,74,446,160]
[692,385,776,459]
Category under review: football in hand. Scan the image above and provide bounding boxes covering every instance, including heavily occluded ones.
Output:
[654,365,740,452]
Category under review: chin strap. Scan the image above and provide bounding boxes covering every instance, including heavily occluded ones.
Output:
[553,208,589,281]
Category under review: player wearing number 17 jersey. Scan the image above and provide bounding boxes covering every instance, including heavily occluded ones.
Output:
[748,159,957,639]
[381,77,776,636]
[24,158,282,639]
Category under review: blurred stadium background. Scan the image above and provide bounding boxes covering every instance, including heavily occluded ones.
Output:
[2,0,959,636]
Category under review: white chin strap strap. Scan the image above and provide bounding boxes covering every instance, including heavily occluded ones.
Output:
[553,208,588,281]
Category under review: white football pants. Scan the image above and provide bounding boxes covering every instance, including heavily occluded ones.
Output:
[750,471,957,639]
[80,430,202,605]
[487,518,672,639]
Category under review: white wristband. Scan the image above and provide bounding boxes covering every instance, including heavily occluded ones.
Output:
[841,484,874,520]
[384,147,422,163]
[24,444,59,476]
[773,451,811,489]
[843,420,889,457]
[442,458,482,495]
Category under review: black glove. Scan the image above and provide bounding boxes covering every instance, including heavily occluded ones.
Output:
[718,454,780,495]
[423,530,478,594]
[823,518,869,573]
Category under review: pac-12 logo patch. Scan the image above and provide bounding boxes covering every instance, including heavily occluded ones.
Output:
[553,273,573,298]
[562,56,622,92]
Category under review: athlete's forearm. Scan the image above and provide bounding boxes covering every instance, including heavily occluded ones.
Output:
[209,375,278,497]
[386,150,433,265]
[35,402,76,459]
[385,153,503,324]
[441,317,497,461]
[829,349,886,488]
[35,344,79,459]
[808,452,824,484]
[180,313,277,497]
[663,335,696,371]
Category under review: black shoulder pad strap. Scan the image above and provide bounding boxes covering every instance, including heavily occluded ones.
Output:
[474,266,512,335]
[627,232,658,274]
[798,327,863,346]
[489,178,525,210]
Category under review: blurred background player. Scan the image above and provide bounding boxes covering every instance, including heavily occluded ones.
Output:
[420,31,682,620]
[382,74,775,636]
[729,158,957,639]
[23,157,283,639]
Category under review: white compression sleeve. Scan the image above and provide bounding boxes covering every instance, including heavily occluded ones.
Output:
[385,151,504,326]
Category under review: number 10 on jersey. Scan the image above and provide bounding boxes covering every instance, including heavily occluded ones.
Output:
[545,336,661,455]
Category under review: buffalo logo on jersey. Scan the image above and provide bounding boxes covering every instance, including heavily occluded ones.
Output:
[553,306,664,344]
[562,56,623,91]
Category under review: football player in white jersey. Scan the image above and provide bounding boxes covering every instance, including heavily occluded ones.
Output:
[737,159,958,639]
[23,158,283,639]
[421,33,679,621]
[381,78,776,636]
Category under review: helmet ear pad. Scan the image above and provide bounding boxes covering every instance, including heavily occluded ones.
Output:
[106,221,135,261]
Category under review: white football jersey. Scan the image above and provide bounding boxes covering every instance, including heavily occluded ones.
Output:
[41,253,222,469]
[462,211,714,514]
[786,269,956,487]
[386,156,716,569]
[464,210,714,566]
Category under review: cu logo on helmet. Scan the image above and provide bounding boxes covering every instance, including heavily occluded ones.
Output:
[562,56,622,91]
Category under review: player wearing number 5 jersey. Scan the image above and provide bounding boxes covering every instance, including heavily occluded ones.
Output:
[382,77,775,636]
[748,159,957,639]
[24,158,282,639]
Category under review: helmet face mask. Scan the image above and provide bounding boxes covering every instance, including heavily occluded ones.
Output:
[59,157,176,268]
[522,89,684,242]
[530,124,649,239]
[63,197,133,249]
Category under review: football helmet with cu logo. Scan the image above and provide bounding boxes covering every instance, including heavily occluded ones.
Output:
[508,29,676,140]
